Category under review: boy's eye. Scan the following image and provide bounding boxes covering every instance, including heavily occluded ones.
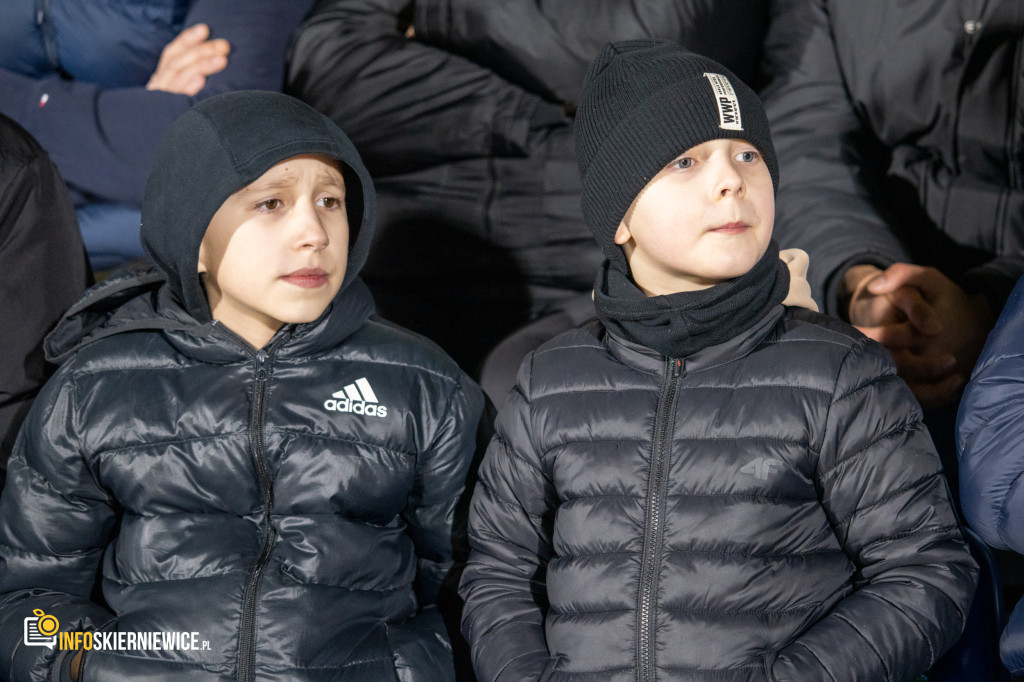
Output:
[672,157,695,170]
[258,198,282,211]
[318,196,342,209]
[737,150,759,163]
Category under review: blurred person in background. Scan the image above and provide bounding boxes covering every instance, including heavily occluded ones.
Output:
[0,114,89,486]
[0,0,314,272]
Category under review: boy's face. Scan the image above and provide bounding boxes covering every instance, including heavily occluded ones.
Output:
[198,154,350,348]
[614,138,774,296]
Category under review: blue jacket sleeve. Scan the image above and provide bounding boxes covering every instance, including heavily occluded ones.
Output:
[0,0,314,205]
[0,365,119,682]
[957,276,1024,553]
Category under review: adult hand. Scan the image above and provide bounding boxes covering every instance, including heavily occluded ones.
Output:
[146,23,230,96]
[844,263,992,409]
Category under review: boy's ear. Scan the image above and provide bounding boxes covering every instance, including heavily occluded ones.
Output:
[197,240,209,275]
[614,220,632,246]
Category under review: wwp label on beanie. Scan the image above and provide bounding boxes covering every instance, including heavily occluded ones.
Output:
[703,73,743,131]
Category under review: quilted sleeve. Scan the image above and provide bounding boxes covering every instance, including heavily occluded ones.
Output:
[957,278,1024,553]
[402,375,486,605]
[0,366,118,682]
[770,337,978,681]
[459,357,557,682]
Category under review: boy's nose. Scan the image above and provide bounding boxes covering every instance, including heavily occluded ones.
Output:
[715,160,744,197]
[293,202,330,250]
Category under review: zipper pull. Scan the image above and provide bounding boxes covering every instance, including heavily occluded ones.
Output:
[254,350,268,381]
[672,358,682,377]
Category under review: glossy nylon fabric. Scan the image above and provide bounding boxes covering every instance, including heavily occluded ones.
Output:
[461,307,977,681]
[0,265,484,679]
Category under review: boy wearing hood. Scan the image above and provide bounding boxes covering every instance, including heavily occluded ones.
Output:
[0,91,484,681]
[458,41,976,681]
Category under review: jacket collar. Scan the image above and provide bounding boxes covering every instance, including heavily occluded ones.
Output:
[602,304,786,376]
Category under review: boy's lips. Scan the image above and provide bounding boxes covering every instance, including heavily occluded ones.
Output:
[709,221,749,234]
[281,268,329,288]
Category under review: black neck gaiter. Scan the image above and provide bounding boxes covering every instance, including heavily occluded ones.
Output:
[593,241,790,358]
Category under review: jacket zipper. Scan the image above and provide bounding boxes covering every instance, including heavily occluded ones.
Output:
[636,358,682,682]
[236,349,277,682]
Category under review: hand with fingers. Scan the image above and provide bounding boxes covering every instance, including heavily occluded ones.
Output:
[146,23,230,96]
[842,263,992,409]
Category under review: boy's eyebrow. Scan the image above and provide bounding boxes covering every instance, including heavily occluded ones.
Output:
[240,173,346,194]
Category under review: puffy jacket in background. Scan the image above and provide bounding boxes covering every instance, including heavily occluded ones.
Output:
[462,308,977,681]
[957,275,1024,676]
[761,0,1024,316]
[286,0,769,374]
[0,268,485,681]
[0,114,89,478]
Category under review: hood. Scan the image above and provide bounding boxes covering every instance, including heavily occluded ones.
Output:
[140,90,377,322]
[44,263,209,363]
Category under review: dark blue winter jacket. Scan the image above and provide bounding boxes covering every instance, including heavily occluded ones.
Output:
[957,275,1024,676]
[0,0,313,208]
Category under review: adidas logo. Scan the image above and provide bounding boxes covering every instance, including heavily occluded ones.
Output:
[323,377,388,418]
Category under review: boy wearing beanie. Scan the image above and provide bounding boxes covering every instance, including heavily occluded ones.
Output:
[0,91,483,681]
[459,41,976,681]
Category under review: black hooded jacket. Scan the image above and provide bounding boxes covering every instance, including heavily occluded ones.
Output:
[0,92,484,681]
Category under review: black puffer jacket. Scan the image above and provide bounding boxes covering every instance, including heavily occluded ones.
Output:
[461,306,977,681]
[762,0,1024,315]
[0,91,485,681]
[0,268,484,681]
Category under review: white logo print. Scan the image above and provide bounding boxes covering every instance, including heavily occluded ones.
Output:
[703,73,743,131]
[324,377,388,418]
[740,457,782,480]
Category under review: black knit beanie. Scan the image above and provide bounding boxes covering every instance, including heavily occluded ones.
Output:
[141,90,376,322]
[575,40,778,274]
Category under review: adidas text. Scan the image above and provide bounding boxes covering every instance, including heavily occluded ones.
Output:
[324,377,388,418]
[323,398,388,418]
